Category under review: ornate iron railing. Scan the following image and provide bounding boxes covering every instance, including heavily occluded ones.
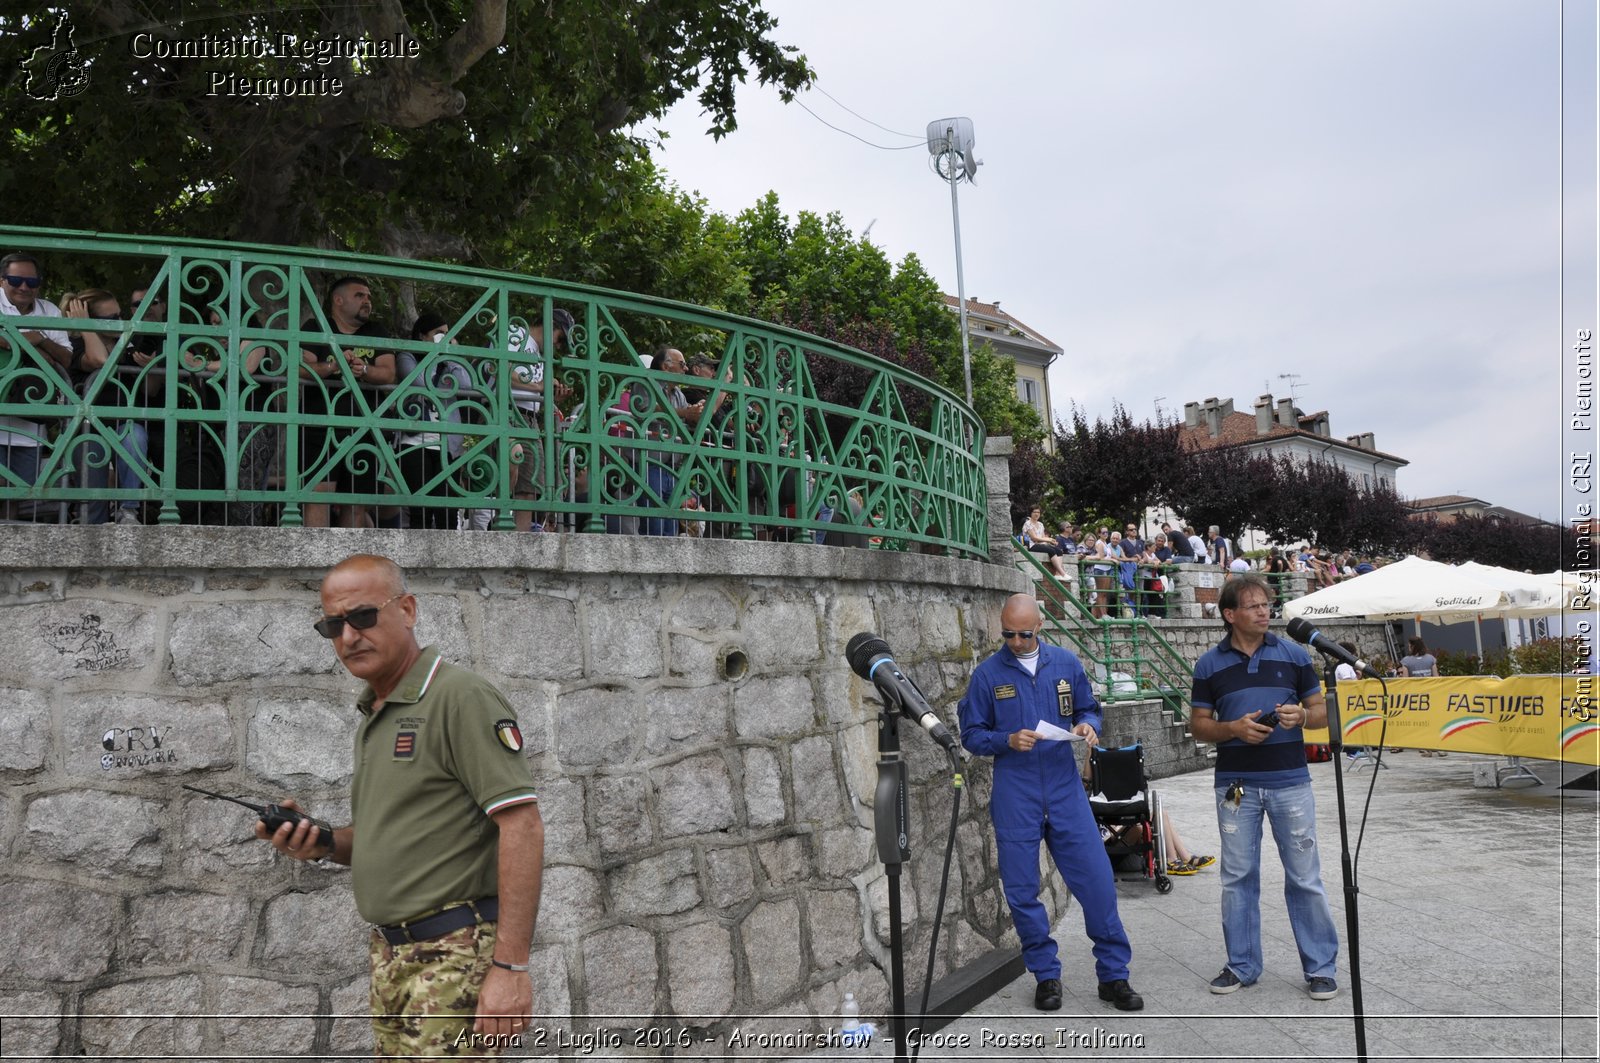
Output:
[1013,542,1193,717]
[0,227,987,556]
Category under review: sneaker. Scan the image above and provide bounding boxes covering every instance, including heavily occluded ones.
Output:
[1209,968,1244,994]
[112,507,143,526]
[1307,977,1338,1000]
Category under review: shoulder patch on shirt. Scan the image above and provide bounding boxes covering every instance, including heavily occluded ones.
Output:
[393,731,416,759]
[993,684,1017,700]
[1057,678,1074,717]
[494,719,524,752]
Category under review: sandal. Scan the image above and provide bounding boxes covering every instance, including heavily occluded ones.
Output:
[1165,860,1197,876]
[1187,854,1216,871]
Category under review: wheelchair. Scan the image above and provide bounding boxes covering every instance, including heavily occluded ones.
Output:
[1087,742,1172,894]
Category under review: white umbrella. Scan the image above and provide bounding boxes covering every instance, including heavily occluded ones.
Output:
[1283,555,1509,625]
[1533,570,1598,612]
[1456,561,1567,619]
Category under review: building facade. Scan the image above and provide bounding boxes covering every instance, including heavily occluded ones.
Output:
[943,295,1061,450]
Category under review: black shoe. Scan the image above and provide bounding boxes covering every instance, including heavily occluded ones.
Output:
[1034,978,1063,1011]
[1097,978,1144,1011]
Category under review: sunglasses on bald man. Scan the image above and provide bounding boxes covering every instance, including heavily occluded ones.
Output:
[313,594,404,638]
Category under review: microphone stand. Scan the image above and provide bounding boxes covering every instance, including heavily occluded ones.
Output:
[1323,664,1368,1063]
[872,696,911,1063]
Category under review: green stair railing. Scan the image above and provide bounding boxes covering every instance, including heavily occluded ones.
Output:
[1013,541,1194,720]
[0,226,986,553]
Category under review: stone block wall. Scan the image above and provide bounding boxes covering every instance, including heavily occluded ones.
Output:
[0,525,1049,1057]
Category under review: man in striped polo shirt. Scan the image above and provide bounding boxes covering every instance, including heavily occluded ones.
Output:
[260,554,545,1057]
[1188,573,1340,1001]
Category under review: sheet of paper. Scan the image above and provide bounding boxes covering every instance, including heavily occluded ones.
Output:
[1033,719,1084,742]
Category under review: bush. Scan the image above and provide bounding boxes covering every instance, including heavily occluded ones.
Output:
[1435,648,1513,678]
[1510,636,1586,675]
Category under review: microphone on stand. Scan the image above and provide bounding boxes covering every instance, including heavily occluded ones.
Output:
[846,632,959,752]
[1286,617,1383,679]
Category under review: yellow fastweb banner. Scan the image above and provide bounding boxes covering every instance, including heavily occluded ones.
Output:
[1302,675,1599,766]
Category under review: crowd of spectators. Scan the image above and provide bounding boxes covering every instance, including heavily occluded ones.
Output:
[1016,501,1405,623]
[0,251,880,541]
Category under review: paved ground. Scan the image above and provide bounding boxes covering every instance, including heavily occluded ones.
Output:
[823,751,1598,1063]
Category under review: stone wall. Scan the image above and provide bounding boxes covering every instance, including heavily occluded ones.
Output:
[0,525,1049,1057]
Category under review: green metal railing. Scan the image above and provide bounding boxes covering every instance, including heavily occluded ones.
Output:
[1013,541,1194,718]
[0,226,986,554]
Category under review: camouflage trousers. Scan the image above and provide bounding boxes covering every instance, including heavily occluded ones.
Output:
[369,920,501,1059]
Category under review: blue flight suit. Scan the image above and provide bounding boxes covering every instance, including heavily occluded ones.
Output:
[958,641,1133,984]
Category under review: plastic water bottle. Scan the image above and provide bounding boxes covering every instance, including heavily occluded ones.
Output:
[840,992,860,1036]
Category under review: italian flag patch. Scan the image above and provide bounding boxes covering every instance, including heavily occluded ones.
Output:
[495,719,524,752]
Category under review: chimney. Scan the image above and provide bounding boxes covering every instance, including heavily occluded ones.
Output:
[1204,398,1223,438]
[1255,394,1274,435]
[1276,398,1296,427]
[1183,401,1200,428]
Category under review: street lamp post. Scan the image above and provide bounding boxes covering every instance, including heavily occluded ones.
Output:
[926,118,980,407]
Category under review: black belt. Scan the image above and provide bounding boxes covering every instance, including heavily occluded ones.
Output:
[376,897,498,945]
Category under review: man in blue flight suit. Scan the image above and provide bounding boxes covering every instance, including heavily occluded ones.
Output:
[958,593,1144,1012]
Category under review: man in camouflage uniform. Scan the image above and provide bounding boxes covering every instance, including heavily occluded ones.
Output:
[260,554,545,1058]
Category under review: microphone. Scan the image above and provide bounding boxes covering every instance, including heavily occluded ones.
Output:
[846,632,958,752]
[1285,617,1382,679]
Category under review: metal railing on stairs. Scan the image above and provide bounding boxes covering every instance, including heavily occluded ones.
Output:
[1012,540,1193,722]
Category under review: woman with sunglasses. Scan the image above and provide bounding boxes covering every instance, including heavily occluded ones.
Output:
[62,289,152,525]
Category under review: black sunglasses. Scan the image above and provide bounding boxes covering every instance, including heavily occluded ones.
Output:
[3,274,42,289]
[313,594,403,638]
[1001,630,1037,640]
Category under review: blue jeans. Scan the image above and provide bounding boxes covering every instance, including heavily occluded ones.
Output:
[1214,780,1339,984]
[642,462,678,536]
[0,440,40,489]
[74,423,150,524]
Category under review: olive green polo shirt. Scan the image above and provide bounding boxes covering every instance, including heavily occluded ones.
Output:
[350,647,538,925]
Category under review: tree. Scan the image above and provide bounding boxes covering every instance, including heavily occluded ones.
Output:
[3,2,811,257]
[1163,442,1278,544]
[1416,514,1569,571]
[1007,436,1058,529]
[1255,455,1415,552]
[1054,403,1181,524]
[726,194,1042,442]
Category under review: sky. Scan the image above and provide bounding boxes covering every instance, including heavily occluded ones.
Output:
[647,0,1598,526]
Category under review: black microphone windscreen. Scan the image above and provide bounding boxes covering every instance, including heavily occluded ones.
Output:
[1285,617,1316,644]
[846,632,891,679]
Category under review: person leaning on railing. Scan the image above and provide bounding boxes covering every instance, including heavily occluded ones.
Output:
[187,306,278,527]
[638,346,706,538]
[298,276,396,529]
[391,312,462,531]
[1263,546,1292,617]
[62,289,152,526]
[502,308,575,532]
[1141,534,1173,618]
[1082,533,1115,619]
[0,252,72,519]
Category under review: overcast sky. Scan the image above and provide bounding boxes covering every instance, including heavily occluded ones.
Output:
[649,0,1597,525]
